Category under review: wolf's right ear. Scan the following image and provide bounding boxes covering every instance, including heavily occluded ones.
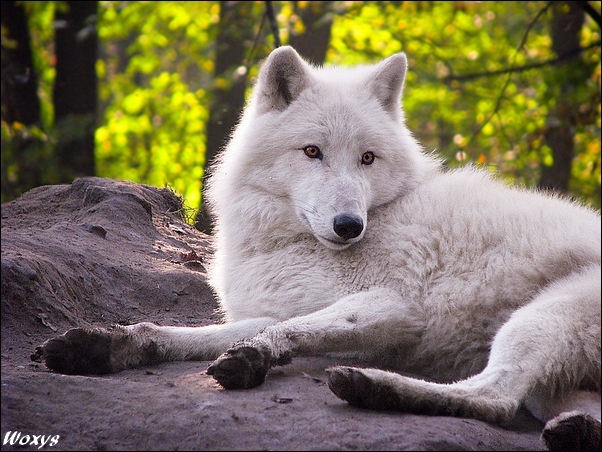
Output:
[256,46,311,113]
[370,53,407,119]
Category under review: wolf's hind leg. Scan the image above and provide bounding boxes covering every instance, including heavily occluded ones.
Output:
[327,367,519,423]
[328,265,601,434]
[34,317,277,375]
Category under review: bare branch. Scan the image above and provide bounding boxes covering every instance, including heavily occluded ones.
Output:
[265,1,281,48]
[577,1,602,28]
[461,2,553,149]
[443,41,601,82]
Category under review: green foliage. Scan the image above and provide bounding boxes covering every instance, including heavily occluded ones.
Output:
[23,1,58,129]
[1,122,57,202]
[1,2,57,203]
[328,1,601,207]
[4,1,600,211]
[95,0,219,210]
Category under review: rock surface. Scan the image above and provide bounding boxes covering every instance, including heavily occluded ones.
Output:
[1,177,546,451]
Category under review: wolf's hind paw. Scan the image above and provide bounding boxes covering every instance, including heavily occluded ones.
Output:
[33,328,114,375]
[326,366,400,410]
[206,346,271,389]
[542,411,601,452]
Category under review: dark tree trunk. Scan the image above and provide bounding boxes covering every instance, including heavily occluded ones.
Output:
[195,1,259,233]
[1,1,44,201]
[288,1,334,65]
[53,1,98,182]
[539,2,585,193]
[1,1,41,126]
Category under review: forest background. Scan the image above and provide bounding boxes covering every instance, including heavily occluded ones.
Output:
[2,1,601,233]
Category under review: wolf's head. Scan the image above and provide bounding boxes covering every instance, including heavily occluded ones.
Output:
[208,47,437,251]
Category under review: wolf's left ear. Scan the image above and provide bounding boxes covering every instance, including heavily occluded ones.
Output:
[256,46,312,113]
[370,53,407,118]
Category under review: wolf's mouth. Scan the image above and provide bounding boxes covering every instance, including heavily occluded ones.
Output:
[318,235,356,251]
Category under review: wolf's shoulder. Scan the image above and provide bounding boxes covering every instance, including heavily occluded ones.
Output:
[419,165,598,215]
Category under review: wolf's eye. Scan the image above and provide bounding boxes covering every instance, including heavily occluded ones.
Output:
[361,151,375,165]
[303,145,323,159]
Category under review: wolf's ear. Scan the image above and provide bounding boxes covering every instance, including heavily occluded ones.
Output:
[256,46,311,113]
[370,53,407,118]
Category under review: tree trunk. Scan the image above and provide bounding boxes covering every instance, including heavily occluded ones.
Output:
[53,1,98,182]
[288,1,334,65]
[1,1,44,201]
[195,1,259,233]
[538,2,584,193]
[1,1,41,126]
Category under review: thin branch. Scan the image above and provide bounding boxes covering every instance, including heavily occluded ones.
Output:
[463,2,553,148]
[245,5,267,68]
[577,1,602,28]
[518,1,554,51]
[244,2,282,74]
[444,40,601,82]
[265,1,281,48]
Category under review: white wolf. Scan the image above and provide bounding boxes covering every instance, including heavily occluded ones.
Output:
[38,47,600,450]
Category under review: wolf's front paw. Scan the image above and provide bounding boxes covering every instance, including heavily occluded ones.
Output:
[542,411,601,452]
[326,366,400,410]
[31,328,115,375]
[206,346,271,389]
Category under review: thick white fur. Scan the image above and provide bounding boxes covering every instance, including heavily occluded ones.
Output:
[121,47,600,428]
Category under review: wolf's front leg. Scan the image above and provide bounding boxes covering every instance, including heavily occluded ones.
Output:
[207,288,424,389]
[34,317,277,375]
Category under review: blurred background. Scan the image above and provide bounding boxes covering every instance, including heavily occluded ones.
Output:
[2,1,600,233]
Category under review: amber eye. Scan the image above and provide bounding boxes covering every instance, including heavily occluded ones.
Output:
[362,151,375,165]
[303,145,323,159]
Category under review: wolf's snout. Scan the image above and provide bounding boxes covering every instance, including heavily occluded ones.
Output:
[333,214,364,240]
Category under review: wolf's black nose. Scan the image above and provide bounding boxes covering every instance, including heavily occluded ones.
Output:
[333,214,364,240]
